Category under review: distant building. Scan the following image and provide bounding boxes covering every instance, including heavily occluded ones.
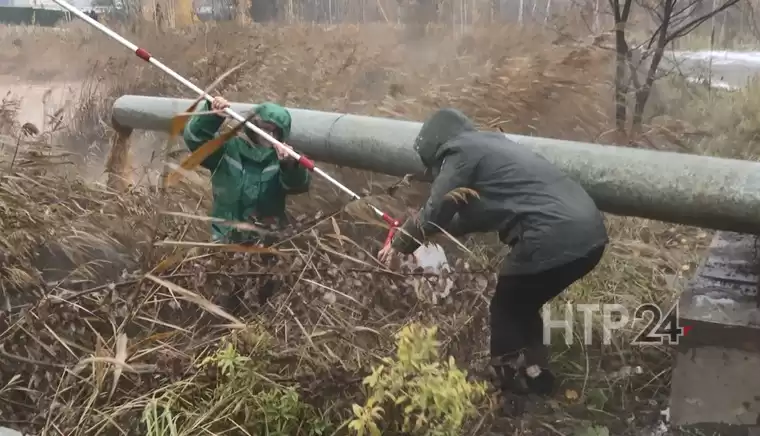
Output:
[193,0,233,21]
[8,0,68,9]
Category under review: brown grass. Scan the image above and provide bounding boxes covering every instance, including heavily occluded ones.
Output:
[0,19,730,436]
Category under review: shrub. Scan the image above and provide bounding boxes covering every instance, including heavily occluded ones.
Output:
[348,323,487,436]
[142,325,332,436]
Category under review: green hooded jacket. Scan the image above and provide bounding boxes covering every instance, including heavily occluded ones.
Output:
[182,101,310,243]
[391,108,608,275]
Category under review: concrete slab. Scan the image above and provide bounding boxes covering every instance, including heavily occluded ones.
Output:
[671,347,760,432]
[677,232,760,353]
[671,231,760,435]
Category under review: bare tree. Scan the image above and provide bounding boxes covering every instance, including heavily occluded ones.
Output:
[611,0,634,132]
[609,0,740,135]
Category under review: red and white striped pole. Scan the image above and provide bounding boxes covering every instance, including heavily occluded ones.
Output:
[51,0,401,246]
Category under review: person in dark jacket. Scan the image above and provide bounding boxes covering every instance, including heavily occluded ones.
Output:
[378,108,608,414]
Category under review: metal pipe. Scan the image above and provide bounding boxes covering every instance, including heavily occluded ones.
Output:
[113,94,760,235]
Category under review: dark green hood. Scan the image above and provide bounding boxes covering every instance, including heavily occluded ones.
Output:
[413,108,476,168]
[246,102,292,143]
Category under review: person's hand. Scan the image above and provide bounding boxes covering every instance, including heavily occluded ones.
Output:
[274,142,296,162]
[378,245,416,268]
[211,96,230,111]
[378,244,399,266]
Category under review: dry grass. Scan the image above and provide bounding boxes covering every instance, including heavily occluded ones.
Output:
[0,19,736,435]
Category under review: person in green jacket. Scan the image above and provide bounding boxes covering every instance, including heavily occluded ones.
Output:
[183,96,311,244]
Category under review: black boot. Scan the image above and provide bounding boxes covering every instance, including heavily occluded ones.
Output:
[522,344,556,396]
[490,357,529,417]
[521,367,556,396]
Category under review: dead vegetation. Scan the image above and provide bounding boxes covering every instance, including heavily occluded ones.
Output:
[0,20,733,436]
[0,97,496,434]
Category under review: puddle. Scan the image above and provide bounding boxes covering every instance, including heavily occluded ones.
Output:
[0,75,81,131]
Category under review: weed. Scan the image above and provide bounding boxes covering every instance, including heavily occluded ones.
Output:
[142,330,332,436]
[348,324,486,436]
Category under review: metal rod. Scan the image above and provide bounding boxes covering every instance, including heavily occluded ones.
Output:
[112,95,760,235]
[50,0,399,232]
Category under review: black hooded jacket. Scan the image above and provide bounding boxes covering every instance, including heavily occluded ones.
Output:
[391,108,609,275]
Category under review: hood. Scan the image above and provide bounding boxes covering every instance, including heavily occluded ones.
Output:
[248,102,292,142]
[413,108,476,168]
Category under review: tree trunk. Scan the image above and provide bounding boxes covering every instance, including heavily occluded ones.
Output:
[518,0,524,24]
[403,0,436,39]
[610,0,633,133]
[235,0,249,24]
[632,0,672,131]
[614,29,629,132]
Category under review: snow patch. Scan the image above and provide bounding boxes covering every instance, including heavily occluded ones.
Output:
[684,76,738,91]
[672,50,760,66]
[0,428,24,436]
[694,295,737,307]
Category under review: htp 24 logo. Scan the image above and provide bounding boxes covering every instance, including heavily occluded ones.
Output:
[630,302,692,346]
[542,302,693,346]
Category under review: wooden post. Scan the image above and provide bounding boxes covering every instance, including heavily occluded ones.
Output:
[174,0,193,27]
[236,0,250,24]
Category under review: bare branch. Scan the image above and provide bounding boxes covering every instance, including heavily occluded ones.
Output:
[666,0,740,43]
[744,1,760,43]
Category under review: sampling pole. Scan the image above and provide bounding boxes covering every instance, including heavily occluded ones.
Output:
[51,0,401,246]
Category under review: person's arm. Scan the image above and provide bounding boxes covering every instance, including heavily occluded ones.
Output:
[182,100,226,171]
[391,152,478,254]
[279,159,310,195]
[446,213,467,237]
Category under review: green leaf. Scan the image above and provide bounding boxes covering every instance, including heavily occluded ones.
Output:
[586,388,609,410]
[577,425,610,436]
[369,422,382,436]
[352,404,364,418]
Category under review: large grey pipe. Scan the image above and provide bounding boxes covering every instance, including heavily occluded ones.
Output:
[113,94,760,234]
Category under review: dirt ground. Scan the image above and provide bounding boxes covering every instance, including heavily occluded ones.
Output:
[0,20,715,436]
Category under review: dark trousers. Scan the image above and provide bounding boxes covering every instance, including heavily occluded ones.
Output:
[490,245,606,366]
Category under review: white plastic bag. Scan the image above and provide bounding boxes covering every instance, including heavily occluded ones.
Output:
[409,243,454,304]
[413,242,450,273]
